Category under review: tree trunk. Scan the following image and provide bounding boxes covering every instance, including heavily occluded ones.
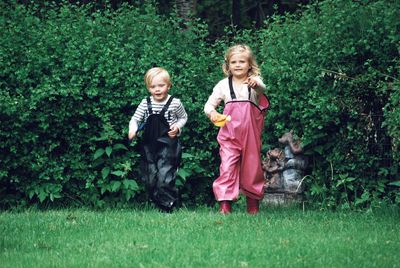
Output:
[174,0,197,22]
[232,0,241,27]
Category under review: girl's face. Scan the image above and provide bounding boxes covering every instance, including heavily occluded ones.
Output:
[228,52,251,80]
[148,74,170,102]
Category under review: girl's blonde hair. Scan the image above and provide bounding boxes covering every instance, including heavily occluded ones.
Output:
[144,67,172,88]
[222,44,260,77]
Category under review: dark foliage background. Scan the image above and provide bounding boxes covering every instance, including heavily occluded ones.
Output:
[13,0,311,39]
[0,0,399,209]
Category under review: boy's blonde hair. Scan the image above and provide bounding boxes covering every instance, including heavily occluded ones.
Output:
[144,67,172,88]
[222,44,260,77]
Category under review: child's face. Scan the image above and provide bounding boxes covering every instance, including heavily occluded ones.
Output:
[147,74,170,102]
[228,52,251,79]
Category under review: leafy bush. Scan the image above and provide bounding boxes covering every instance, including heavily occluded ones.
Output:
[258,0,400,208]
[0,2,220,208]
[0,0,398,209]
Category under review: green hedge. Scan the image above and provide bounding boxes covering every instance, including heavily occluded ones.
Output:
[0,0,399,209]
[0,2,223,208]
[258,0,400,208]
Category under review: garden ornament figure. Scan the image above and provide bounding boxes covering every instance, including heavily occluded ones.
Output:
[263,130,308,193]
[263,148,285,190]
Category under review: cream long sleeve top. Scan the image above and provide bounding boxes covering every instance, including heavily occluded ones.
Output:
[204,76,266,116]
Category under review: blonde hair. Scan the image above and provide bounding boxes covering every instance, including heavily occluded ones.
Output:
[144,67,172,88]
[222,44,260,77]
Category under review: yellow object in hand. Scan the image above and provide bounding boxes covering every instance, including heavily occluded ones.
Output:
[212,114,232,127]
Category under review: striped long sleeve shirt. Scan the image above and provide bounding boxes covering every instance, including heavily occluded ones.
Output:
[129,95,187,134]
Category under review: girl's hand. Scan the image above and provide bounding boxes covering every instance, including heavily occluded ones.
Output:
[168,124,179,138]
[210,110,222,122]
[245,77,259,88]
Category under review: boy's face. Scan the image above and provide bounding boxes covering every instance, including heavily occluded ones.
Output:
[148,74,170,102]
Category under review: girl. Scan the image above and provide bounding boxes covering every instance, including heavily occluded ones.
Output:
[204,44,270,214]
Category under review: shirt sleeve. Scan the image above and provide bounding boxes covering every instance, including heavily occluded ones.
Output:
[129,99,146,133]
[252,76,266,94]
[174,99,188,131]
[204,81,225,117]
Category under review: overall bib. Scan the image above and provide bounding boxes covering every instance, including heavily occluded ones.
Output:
[213,76,270,201]
[140,96,181,210]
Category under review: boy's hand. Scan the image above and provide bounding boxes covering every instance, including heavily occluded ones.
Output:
[128,131,136,140]
[168,124,179,138]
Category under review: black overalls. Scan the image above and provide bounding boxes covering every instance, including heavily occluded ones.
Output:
[139,96,181,211]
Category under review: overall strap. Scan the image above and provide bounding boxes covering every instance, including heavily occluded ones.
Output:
[160,96,174,115]
[146,97,153,114]
[228,76,236,100]
[229,76,251,100]
[146,96,174,115]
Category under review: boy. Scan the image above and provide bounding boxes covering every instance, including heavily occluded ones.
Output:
[129,67,187,212]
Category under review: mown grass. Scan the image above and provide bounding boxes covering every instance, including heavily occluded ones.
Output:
[1,203,399,268]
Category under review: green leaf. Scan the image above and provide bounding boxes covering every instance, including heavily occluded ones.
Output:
[38,190,47,203]
[110,181,122,192]
[122,179,138,190]
[113,143,128,151]
[100,186,107,195]
[28,190,35,199]
[388,181,400,187]
[94,148,105,160]
[105,146,112,157]
[93,133,108,141]
[111,170,125,177]
[182,153,194,159]
[101,167,111,179]
[313,145,324,155]
[177,168,191,180]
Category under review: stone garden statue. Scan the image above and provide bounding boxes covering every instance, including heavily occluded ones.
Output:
[263,130,308,194]
[263,148,285,190]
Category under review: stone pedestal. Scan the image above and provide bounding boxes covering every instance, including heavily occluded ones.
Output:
[262,131,308,206]
[263,191,303,205]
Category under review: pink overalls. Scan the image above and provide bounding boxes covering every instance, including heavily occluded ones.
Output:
[213,76,270,201]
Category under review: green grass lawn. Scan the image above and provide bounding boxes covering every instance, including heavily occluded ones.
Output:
[1,203,399,268]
